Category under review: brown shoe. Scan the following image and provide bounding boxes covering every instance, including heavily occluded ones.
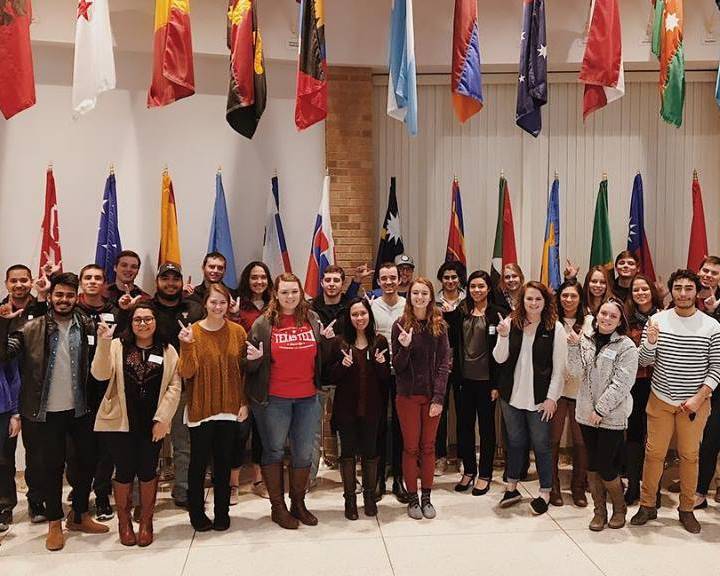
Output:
[261,463,298,530]
[630,505,657,525]
[46,520,65,551]
[550,445,563,506]
[112,481,136,546]
[571,444,588,508]
[572,490,588,508]
[603,477,627,529]
[587,472,607,532]
[66,511,110,534]
[679,511,701,534]
[289,466,318,526]
[137,478,158,547]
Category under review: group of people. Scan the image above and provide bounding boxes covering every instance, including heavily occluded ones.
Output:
[0,247,718,553]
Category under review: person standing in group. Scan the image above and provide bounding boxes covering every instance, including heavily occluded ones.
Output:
[245,273,325,530]
[611,251,639,302]
[583,266,613,320]
[392,277,451,520]
[550,279,588,507]
[0,358,20,532]
[178,283,249,532]
[92,303,181,546]
[631,270,720,534]
[696,256,720,322]
[567,299,638,531]
[493,281,567,516]
[184,252,237,303]
[328,298,390,520]
[105,251,151,306]
[491,263,524,314]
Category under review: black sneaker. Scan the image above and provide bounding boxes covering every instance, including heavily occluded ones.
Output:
[530,496,549,515]
[392,479,411,504]
[95,497,115,521]
[499,489,522,508]
[28,501,47,524]
[0,509,11,532]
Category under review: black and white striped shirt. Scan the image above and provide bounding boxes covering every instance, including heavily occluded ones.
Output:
[639,309,720,405]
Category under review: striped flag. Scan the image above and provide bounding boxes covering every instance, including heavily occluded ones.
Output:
[39,166,63,276]
[652,0,684,127]
[263,175,292,280]
[304,174,334,298]
[687,171,708,272]
[589,177,613,269]
[295,0,327,130]
[445,178,467,267]
[158,168,181,266]
[626,173,656,281]
[208,171,238,288]
[490,175,518,287]
[451,0,483,123]
[540,176,561,291]
[95,170,122,283]
[387,0,417,136]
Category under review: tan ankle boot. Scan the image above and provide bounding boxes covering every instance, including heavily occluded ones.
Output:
[587,472,607,531]
[46,520,65,551]
[603,477,627,529]
[66,511,110,534]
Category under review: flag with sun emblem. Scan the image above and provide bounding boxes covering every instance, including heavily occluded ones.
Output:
[373,177,405,289]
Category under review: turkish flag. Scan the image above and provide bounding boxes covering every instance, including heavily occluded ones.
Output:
[687,172,708,273]
[39,167,63,277]
[0,0,36,119]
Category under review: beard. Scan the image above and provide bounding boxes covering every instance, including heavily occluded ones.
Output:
[156,287,182,303]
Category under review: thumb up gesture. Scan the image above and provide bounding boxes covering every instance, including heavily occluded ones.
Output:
[496,313,512,337]
[646,317,660,345]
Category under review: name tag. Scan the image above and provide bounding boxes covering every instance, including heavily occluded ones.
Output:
[600,349,617,361]
[148,354,163,365]
[27,315,33,320]
[87,335,95,345]
[100,313,115,323]
[489,326,497,335]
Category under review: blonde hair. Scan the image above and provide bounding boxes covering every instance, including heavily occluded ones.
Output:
[399,277,447,337]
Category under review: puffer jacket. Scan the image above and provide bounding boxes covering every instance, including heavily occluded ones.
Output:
[567,331,638,430]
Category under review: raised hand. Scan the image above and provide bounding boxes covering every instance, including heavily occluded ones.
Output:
[354,264,374,284]
[0,304,23,320]
[397,325,413,348]
[374,347,387,364]
[364,293,377,306]
[646,317,660,345]
[654,276,669,300]
[182,275,195,296]
[177,320,195,344]
[97,320,116,340]
[246,341,264,361]
[118,284,141,311]
[341,348,353,367]
[41,252,62,277]
[33,274,51,296]
[319,319,337,339]
[564,258,579,279]
[229,296,241,315]
[496,313,512,337]
[705,291,720,313]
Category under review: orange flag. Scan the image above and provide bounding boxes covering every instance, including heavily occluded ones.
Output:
[147,0,195,107]
[158,169,181,266]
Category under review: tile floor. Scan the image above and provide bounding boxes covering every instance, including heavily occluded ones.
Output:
[2,466,719,576]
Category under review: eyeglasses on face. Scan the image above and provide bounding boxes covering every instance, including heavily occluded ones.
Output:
[132,317,156,325]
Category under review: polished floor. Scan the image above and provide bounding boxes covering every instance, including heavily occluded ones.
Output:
[1,464,720,576]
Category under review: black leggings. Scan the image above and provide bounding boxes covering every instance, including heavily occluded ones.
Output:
[337,419,379,459]
[230,421,252,469]
[697,398,720,495]
[580,424,625,482]
[105,431,162,483]
[458,379,496,479]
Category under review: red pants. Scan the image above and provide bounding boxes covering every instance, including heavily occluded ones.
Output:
[396,394,441,493]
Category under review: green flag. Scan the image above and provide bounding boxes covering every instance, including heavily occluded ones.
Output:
[589,178,613,269]
[490,175,518,286]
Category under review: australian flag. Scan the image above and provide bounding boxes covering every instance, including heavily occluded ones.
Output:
[516,0,547,137]
[627,173,656,281]
[95,171,122,284]
[373,177,405,289]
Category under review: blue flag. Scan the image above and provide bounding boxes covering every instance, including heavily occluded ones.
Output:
[540,177,560,291]
[387,0,418,136]
[208,173,238,288]
[627,173,656,280]
[95,172,122,283]
[516,0,547,137]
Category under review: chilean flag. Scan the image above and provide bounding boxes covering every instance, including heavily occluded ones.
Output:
[304,174,334,298]
[626,173,656,281]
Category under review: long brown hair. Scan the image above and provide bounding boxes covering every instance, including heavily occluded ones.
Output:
[265,273,311,327]
[399,277,446,337]
[511,281,557,331]
[624,274,661,319]
[500,262,525,293]
[583,265,614,315]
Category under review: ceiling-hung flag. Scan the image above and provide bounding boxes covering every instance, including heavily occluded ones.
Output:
[652,0,684,127]
[208,171,238,288]
[589,176,613,270]
[687,170,708,272]
[373,177,405,289]
[516,0,547,137]
[158,168,181,266]
[451,0,483,123]
[304,174,334,298]
[540,176,561,291]
[226,0,266,139]
[387,0,418,136]
[715,1,720,108]
[72,0,116,116]
[39,166,63,276]
[626,173,656,282]
[95,168,122,283]
[579,0,624,120]
[445,178,467,267]
[0,0,35,119]
[490,174,518,287]
[263,175,292,280]
[147,0,195,108]
[295,0,327,130]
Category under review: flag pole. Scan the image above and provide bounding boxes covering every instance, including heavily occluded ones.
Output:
[109,163,115,175]
[693,168,698,180]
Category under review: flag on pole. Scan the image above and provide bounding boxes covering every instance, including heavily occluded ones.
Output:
[687,170,708,272]
[39,166,63,276]
[652,0,684,127]
[295,0,327,130]
[147,0,195,108]
[516,0,547,137]
[451,0,483,123]
[387,0,418,136]
[226,0,266,139]
[304,174,334,298]
[373,177,405,289]
[158,168,181,266]
[540,176,561,291]
[579,0,624,119]
[627,173,656,281]
[0,0,35,119]
[491,174,518,287]
[208,171,238,288]
[263,175,292,280]
[589,177,613,269]
[72,0,116,116]
[715,63,720,109]
[445,179,467,267]
[95,169,122,283]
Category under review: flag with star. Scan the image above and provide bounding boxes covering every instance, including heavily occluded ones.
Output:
[715,0,720,109]
[652,0,684,127]
[0,0,36,119]
[626,173,655,281]
[373,177,405,289]
[491,174,518,288]
[516,0,547,137]
[39,166,63,277]
[72,0,116,116]
[95,169,122,283]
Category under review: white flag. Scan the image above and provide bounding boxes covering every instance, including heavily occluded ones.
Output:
[72,0,116,116]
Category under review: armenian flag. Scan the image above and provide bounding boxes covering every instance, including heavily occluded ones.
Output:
[451,0,483,123]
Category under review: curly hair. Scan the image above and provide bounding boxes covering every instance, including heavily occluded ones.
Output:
[511,281,557,331]
[237,261,273,305]
[265,273,311,327]
[399,277,447,337]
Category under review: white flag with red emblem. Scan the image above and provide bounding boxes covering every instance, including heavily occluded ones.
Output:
[72,0,116,115]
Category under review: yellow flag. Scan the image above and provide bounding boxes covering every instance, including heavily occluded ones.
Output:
[158,169,181,266]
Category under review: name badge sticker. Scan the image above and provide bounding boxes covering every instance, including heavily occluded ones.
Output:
[100,313,115,323]
[87,335,95,346]
[148,354,163,365]
[600,349,617,361]
[489,326,497,335]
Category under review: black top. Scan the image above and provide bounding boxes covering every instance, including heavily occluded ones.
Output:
[593,332,612,357]
[123,343,164,434]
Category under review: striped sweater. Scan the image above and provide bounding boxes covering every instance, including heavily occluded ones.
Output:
[639,309,720,405]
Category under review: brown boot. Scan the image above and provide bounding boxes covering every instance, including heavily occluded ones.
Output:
[550,444,563,506]
[46,520,65,551]
[679,510,701,534]
[571,444,588,508]
[66,511,110,534]
[261,463,298,530]
[361,457,379,517]
[137,477,158,547]
[587,472,607,531]
[289,466,318,526]
[603,477,627,529]
[112,481,136,546]
[339,458,358,521]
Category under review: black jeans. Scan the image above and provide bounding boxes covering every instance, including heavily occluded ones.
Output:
[579,424,625,482]
[458,379,496,479]
[104,431,162,483]
[697,398,720,495]
[230,421,252,469]
[627,378,651,444]
[338,419,379,459]
[67,431,113,499]
[3,416,44,511]
[376,376,403,481]
[435,372,462,459]
[251,416,263,465]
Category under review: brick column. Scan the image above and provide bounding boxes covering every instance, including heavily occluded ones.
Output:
[325,67,376,290]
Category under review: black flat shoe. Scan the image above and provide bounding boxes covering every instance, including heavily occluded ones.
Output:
[454,474,476,493]
[212,515,231,531]
[499,489,522,508]
[392,479,410,504]
[190,512,213,532]
[694,498,708,510]
[472,480,490,496]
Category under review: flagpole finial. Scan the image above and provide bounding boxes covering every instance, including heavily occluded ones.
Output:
[163,164,168,174]
[602,171,608,181]
[325,167,330,176]
[693,169,698,180]
[47,162,53,171]
[500,169,505,179]
[637,169,641,176]
[554,170,558,180]
[217,165,222,174]
[273,168,278,177]
[109,163,115,175]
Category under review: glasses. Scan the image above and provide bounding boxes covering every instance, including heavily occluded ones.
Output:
[132,317,155,325]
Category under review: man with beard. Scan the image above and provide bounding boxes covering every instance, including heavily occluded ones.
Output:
[0,273,109,551]
[105,251,151,307]
[184,252,237,303]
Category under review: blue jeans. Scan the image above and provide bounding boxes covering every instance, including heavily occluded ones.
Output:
[500,399,553,491]
[252,394,321,468]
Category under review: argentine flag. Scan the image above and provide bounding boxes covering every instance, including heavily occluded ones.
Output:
[387,0,418,136]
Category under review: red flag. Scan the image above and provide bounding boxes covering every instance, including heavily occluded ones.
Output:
[295,0,327,130]
[39,167,63,276]
[445,179,467,266]
[687,171,708,272]
[0,0,36,119]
